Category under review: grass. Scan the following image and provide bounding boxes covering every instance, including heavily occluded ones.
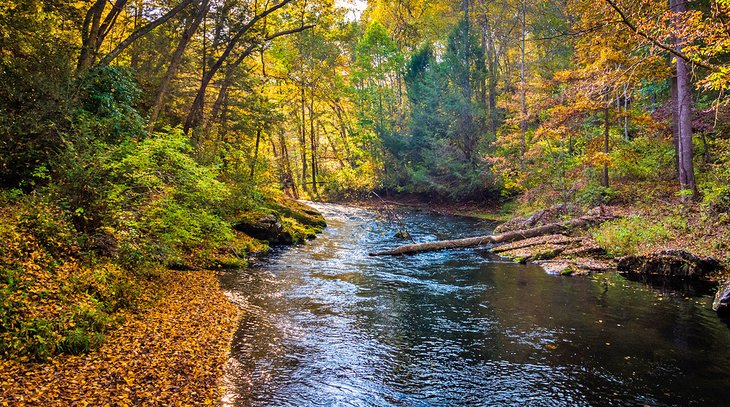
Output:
[591,216,673,257]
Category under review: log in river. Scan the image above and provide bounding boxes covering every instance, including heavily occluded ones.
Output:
[369,214,615,256]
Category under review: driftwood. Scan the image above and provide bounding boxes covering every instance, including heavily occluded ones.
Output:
[369,214,615,256]
[489,235,584,254]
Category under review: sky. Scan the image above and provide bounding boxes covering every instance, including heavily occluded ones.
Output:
[334,0,368,21]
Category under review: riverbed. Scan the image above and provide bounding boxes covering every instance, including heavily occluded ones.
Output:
[219,202,730,406]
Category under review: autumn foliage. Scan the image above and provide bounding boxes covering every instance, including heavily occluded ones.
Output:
[1,269,240,405]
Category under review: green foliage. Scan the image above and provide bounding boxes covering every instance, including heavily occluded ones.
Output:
[611,137,675,181]
[17,319,58,362]
[108,128,234,264]
[592,216,672,257]
[0,0,76,188]
[700,137,730,213]
[576,183,616,206]
[386,19,494,200]
[75,66,145,143]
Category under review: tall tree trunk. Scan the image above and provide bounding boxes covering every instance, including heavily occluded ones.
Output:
[250,129,262,180]
[487,26,498,135]
[309,93,318,196]
[148,0,209,133]
[624,84,629,141]
[672,0,697,201]
[278,132,298,199]
[300,84,308,192]
[519,0,527,163]
[329,102,355,167]
[321,121,346,168]
[670,75,680,173]
[182,0,302,134]
[130,0,143,70]
[602,106,610,188]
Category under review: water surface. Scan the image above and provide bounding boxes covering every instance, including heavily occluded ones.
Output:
[220,203,730,406]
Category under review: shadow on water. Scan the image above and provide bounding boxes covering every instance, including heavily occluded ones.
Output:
[219,203,730,406]
[621,272,718,297]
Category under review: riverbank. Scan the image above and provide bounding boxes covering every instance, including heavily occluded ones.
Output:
[1,269,240,405]
[0,195,325,405]
[352,194,729,285]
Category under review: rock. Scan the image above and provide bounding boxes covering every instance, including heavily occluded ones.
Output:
[234,214,284,243]
[395,231,412,240]
[493,204,580,234]
[617,250,721,279]
[265,200,326,228]
[713,280,730,313]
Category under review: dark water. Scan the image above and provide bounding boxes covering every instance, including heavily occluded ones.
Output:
[219,203,730,406]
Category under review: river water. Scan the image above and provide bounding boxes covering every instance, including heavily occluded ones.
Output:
[219,203,730,406]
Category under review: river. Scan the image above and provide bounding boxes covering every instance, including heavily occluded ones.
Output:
[219,202,730,406]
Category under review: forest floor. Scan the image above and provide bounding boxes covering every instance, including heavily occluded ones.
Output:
[0,270,241,406]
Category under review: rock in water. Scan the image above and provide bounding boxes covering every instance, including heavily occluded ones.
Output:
[394,231,411,240]
[617,250,721,279]
[713,280,730,313]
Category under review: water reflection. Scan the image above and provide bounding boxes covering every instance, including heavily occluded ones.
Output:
[219,203,730,406]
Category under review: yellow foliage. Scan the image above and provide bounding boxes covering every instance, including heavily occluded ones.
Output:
[0,270,241,405]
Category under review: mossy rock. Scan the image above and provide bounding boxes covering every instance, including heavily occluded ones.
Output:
[233,199,325,245]
[280,216,322,244]
[233,211,283,243]
[264,200,326,228]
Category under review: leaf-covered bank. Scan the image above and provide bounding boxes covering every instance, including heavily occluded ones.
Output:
[1,269,240,405]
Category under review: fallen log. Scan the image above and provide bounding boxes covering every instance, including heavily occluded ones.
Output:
[369,214,615,256]
[489,235,584,254]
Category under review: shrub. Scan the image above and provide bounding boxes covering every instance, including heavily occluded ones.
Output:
[109,128,234,264]
[576,182,616,206]
[592,216,672,256]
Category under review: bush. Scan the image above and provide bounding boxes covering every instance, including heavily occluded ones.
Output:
[700,137,730,214]
[592,216,672,256]
[108,128,234,264]
[611,136,675,181]
[576,182,616,206]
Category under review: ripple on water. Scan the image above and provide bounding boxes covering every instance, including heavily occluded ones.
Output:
[220,202,730,407]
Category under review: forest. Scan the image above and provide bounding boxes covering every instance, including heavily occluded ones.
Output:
[2,0,730,403]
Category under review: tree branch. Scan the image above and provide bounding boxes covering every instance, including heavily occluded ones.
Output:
[97,0,196,67]
[604,0,721,72]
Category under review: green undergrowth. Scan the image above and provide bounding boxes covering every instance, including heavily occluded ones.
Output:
[0,198,160,361]
[591,216,674,257]
[0,190,323,362]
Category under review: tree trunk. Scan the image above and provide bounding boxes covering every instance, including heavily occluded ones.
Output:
[602,106,610,188]
[369,214,615,256]
[77,0,125,73]
[300,84,308,192]
[672,0,697,201]
[670,75,680,173]
[97,0,196,67]
[309,93,318,196]
[250,128,262,180]
[328,101,355,167]
[624,84,629,141]
[182,0,302,134]
[148,0,209,133]
[278,131,298,199]
[519,0,527,162]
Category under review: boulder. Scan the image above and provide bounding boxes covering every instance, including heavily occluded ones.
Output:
[265,200,326,228]
[617,250,721,279]
[494,204,580,234]
[233,200,326,245]
[234,214,284,243]
[713,280,730,314]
